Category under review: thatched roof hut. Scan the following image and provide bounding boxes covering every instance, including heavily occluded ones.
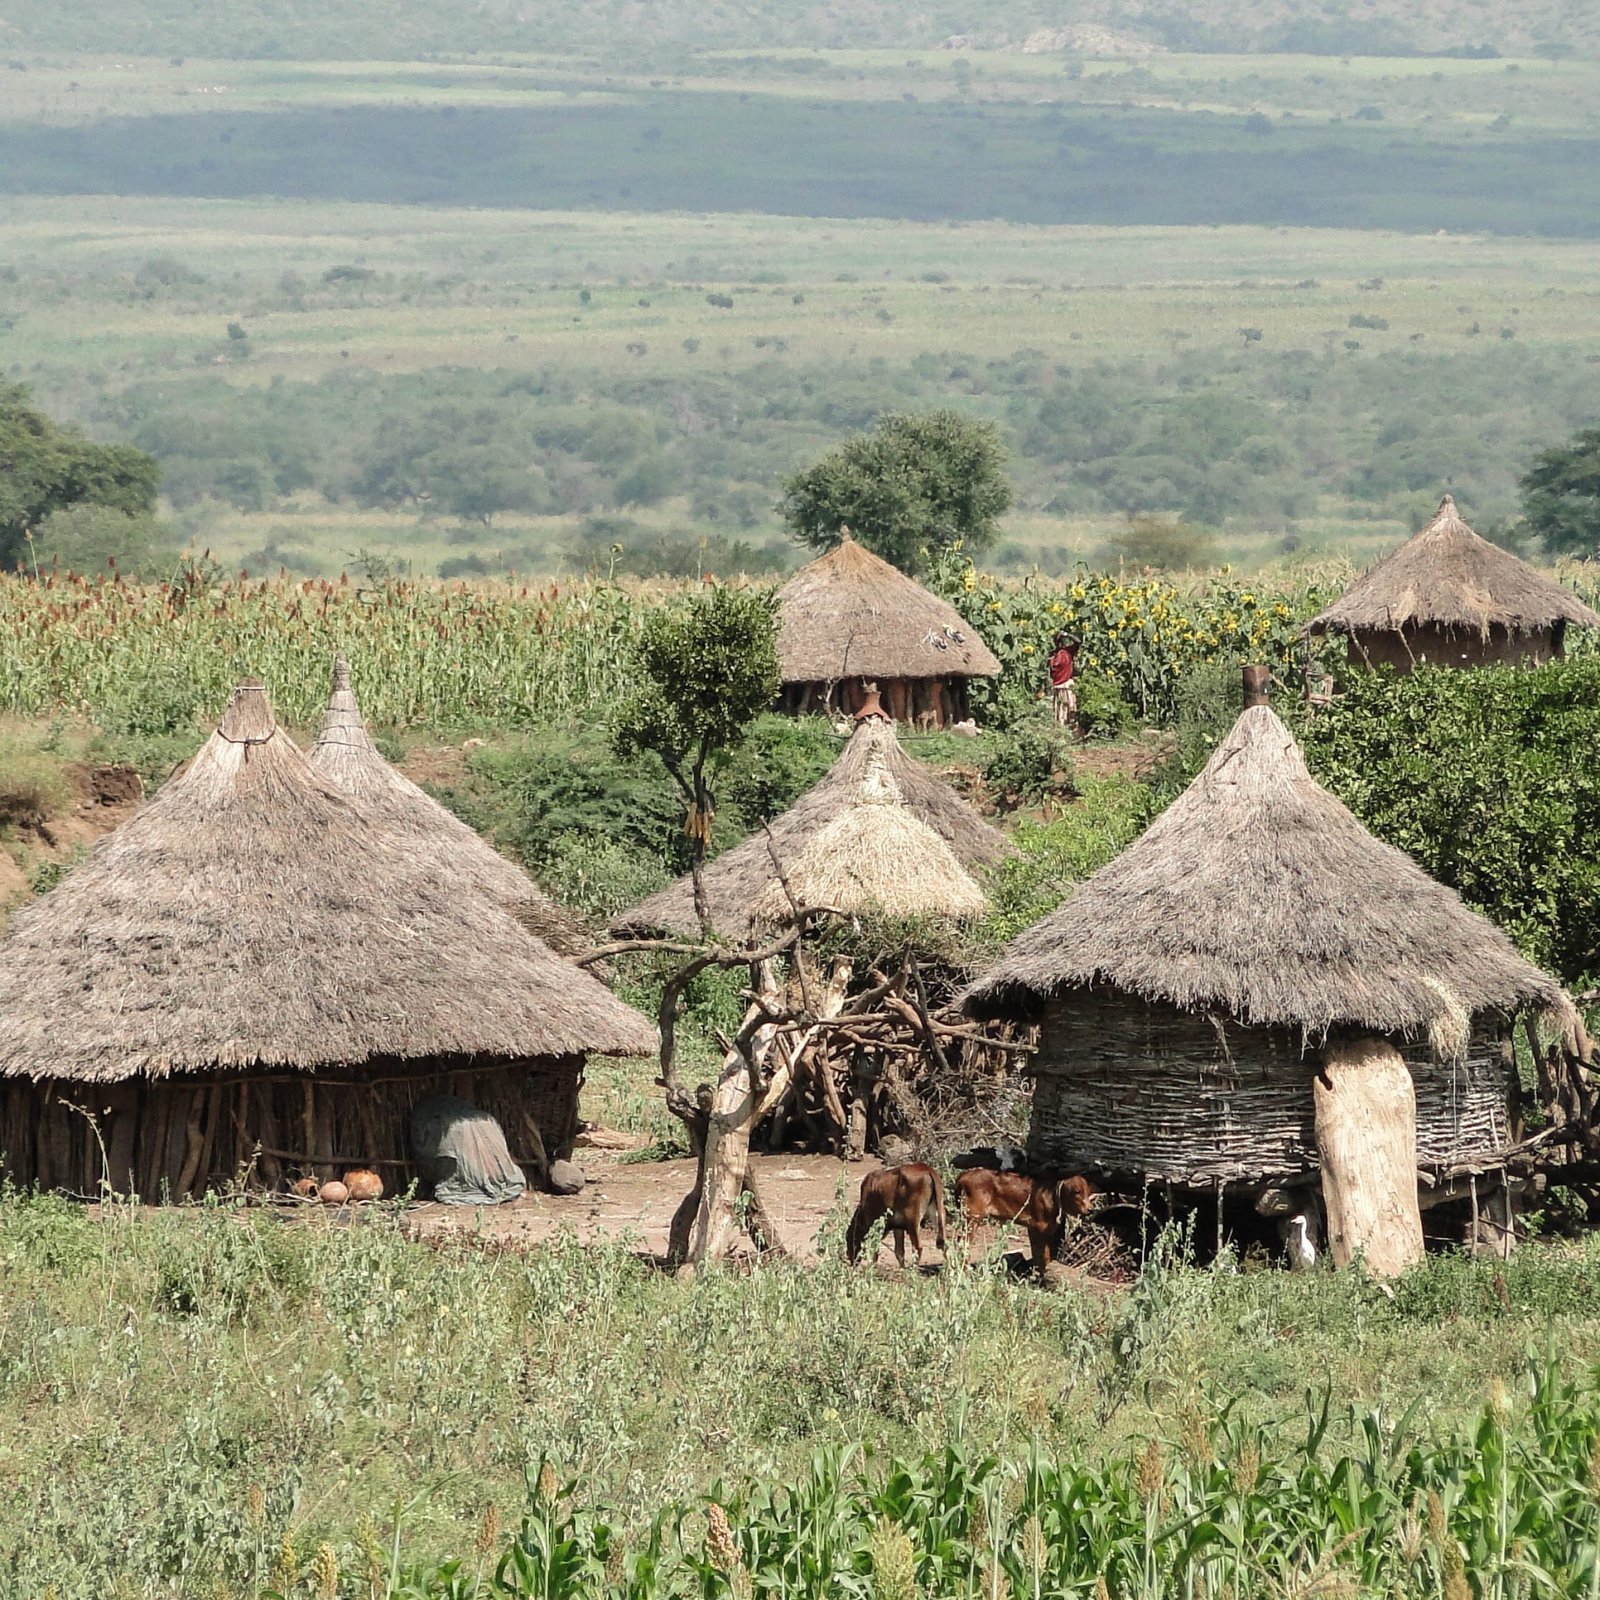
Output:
[776,534,1001,727]
[962,675,1577,1200]
[1305,494,1598,671]
[750,748,987,925]
[0,679,655,1200]
[614,714,1007,940]
[309,656,588,955]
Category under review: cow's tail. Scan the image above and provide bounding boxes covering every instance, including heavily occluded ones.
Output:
[931,1166,948,1252]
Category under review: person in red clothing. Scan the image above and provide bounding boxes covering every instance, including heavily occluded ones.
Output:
[1048,631,1080,728]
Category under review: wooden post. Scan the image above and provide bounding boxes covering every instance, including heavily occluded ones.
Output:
[1315,1036,1424,1278]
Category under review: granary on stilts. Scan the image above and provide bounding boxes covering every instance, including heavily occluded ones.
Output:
[0,679,656,1201]
[310,655,588,955]
[1305,494,1599,671]
[774,533,1000,726]
[961,667,1584,1274]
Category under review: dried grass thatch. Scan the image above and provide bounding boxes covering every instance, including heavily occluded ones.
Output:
[776,534,1001,684]
[0,679,657,1084]
[614,715,1008,938]
[1306,494,1600,640]
[309,656,589,955]
[962,700,1577,1055]
[751,749,987,924]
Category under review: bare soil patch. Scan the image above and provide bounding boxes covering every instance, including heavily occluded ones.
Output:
[403,1150,870,1260]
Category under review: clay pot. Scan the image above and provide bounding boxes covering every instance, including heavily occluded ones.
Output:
[291,1176,320,1200]
[343,1169,384,1202]
[318,1180,350,1205]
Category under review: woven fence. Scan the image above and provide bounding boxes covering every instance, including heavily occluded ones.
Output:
[1027,991,1510,1187]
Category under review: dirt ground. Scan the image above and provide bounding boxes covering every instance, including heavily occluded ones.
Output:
[0,760,144,915]
[402,1150,880,1261]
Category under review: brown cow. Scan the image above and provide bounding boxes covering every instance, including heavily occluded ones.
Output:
[955,1169,1097,1272]
[847,1163,948,1266]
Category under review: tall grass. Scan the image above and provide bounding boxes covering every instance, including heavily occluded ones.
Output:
[0,568,656,731]
[0,565,1349,735]
[9,1193,1600,1595]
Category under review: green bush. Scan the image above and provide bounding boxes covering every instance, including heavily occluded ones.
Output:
[1073,673,1136,740]
[1293,659,1600,984]
[465,732,691,876]
[716,714,837,828]
[982,774,1157,939]
[978,707,1074,810]
[541,832,670,921]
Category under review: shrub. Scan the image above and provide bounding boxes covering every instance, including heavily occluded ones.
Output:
[1293,659,1600,984]
[717,714,837,828]
[982,774,1157,938]
[540,832,670,921]
[1073,674,1135,740]
[979,708,1074,810]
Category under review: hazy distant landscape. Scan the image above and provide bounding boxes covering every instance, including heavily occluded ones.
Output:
[1,16,1597,576]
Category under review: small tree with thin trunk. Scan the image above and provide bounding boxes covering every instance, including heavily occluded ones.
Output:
[611,583,781,935]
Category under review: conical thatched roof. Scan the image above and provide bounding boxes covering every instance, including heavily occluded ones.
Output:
[0,680,656,1084]
[776,534,1001,684]
[309,656,589,956]
[1306,495,1600,639]
[750,748,987,924]
[614,715,1008,938]
[962,700,1576,1055]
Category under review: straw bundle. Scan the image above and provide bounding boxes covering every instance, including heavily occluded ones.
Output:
[309,656,589,954]
[615,716,1007,938]
[751,750,987,924]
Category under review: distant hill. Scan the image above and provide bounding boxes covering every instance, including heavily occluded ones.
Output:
[1,0,1594,61]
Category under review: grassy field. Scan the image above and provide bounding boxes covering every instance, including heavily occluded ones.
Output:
[8,1195,1600,1595]
[3,48,1600,573]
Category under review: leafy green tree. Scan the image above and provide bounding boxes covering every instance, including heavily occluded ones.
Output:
[1521,427,1600,556]
[0,385,159,571]
[29,505,178,579]
[611,585,780,932]
[780,409,1011,574]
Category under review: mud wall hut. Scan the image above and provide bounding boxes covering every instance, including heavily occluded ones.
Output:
[961,670,1578,1264]
[775,534,1001,727]
[1305,494,1599,671]
[0,680,656,1200]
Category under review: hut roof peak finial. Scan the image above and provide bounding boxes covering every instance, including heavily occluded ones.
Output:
[217,678,276,744]
[332,654,351,693]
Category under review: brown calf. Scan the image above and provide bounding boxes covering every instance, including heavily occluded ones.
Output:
[955,1169,1098,1272]
[847,1163,948,1266]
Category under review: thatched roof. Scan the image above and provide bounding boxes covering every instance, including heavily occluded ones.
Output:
[0,680,656,1084]
[776,534,1001,684]
[1306,495,1600,640]
[614,715,1008,938]
[750,748,987,924]
[962,700,1577,1055]
[309,656,589,956]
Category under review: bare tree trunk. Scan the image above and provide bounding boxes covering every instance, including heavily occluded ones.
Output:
[683,957,852,1266]
[687,963,782,1265]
